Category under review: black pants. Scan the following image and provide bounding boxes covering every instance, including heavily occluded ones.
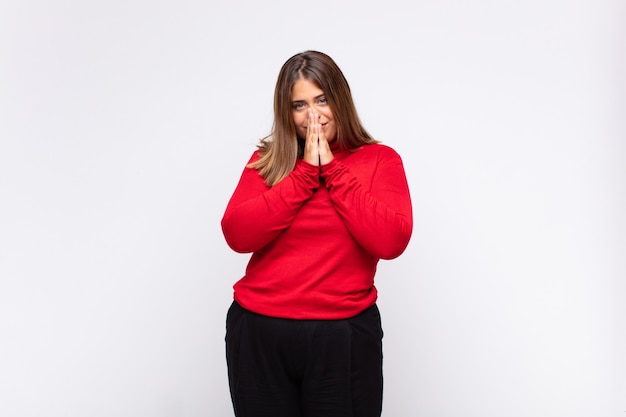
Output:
[225,301,384,417]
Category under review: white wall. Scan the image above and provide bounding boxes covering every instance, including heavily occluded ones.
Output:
[1,1,624,416]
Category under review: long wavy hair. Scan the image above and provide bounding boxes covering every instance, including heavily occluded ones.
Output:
[248,50,378,186]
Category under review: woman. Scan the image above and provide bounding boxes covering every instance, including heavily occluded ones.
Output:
[221,50,413,417]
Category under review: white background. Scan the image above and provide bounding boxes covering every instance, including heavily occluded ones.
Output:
[1,1,624,416]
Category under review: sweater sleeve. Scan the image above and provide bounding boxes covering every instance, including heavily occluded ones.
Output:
[321,146,413,260]
[221,152,320,253]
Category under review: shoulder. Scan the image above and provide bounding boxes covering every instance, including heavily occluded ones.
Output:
[246,149,262,165]
[358,143,403,160]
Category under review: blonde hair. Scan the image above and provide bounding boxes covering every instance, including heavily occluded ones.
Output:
[249,50,378,186]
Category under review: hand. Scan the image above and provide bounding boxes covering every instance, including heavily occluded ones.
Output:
[303,109,334,166]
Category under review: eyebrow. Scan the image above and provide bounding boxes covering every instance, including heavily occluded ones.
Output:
[291,94,326,103]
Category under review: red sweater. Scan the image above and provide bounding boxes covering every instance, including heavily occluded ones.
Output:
[221,143,413,319]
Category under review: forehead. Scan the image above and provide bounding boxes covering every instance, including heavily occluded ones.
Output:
[291,78,324,100]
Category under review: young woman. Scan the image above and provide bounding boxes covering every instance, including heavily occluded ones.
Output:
[221,50,413,417]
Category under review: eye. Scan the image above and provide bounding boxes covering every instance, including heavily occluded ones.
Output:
[292,102,306,110]
[317,97,328,105]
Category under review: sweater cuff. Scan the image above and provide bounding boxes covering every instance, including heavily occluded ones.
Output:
[319,158,341,179]
[293,159,321,187]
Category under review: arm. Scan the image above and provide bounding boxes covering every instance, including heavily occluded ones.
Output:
[221,153,320,253]
[321,146,413,259]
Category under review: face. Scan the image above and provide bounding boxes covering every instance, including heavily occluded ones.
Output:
[290,78,337,142]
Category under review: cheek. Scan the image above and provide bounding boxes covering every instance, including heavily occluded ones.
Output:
[291,115,305,137]
[292,112,307,128]
[318,106,333,118]
[293,113,304,125]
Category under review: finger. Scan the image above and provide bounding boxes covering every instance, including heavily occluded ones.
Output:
[303,109,320,165]
[317,119,326,144]
[318,127,334,165]
[306,109,318,141]
[307,109,316,138]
